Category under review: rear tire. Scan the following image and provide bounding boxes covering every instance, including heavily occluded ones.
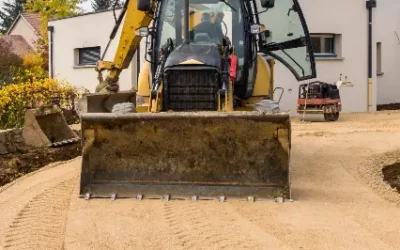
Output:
[324,112,339,122]
[111,102,136,114]
[324,113,332,121]
[333,112,339,121]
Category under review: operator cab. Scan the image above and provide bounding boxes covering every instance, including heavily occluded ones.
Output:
[138,0,316,109]
[153,0,249,75]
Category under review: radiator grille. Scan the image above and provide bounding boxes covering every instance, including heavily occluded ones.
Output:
[164,69,219,111]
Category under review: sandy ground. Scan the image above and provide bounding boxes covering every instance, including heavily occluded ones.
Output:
[1,111,400,250]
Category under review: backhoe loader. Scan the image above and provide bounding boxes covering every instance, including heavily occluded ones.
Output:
[78,0,316,202]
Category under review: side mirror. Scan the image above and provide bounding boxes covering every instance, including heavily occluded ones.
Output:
[260,0,275,8]
[137,0,151,11]
[136,27,149,37]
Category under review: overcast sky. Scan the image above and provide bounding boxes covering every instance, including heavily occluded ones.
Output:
[0,0,93,13]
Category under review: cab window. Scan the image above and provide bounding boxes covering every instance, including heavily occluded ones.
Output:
[253,0,316,80]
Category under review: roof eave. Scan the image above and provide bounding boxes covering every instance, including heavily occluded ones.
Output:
[21,14,42,34]
[5,14,22,35]
[6,13,41,36]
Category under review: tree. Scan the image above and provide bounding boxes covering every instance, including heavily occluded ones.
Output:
[0,0,27,34]
[25,0,86,32]
[92,0,111,11]
[91,0,123,11]
[24,0,88,43]
[0,38,24,85]
[24,0,87,73]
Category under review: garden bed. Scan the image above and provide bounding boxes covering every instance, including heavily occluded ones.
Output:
[0,128,81,187]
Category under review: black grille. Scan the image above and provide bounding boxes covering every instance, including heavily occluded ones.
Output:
[164,69,219,111]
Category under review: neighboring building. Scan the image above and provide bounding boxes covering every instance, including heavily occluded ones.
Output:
[48,9,140,93]
[0,35,33,58]
[274,0,400,114]
[0,12,41,60]
[47,1,400,113]
[6,12,42,50]
[374,0,400,107]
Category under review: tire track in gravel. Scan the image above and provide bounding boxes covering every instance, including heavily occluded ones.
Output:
[0,160,79,250]
[227,135,399,250]
[2,178,75,250]
[163,201,290,250]
[0,159,78,207]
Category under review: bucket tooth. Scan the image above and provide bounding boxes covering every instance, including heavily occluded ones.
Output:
[163,195,170,202]
[247,196,255,203]
[84,193,91,200]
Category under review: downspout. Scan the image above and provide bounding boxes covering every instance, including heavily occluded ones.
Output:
[366,0,376,112]
[47,26,54,78]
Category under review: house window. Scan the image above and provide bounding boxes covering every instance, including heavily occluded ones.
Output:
[77,46,101,65]
[310,34,336,57]
[377,42,383,75]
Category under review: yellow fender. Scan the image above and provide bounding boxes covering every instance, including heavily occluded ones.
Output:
[247,55,274,104]
[137,61,151,112]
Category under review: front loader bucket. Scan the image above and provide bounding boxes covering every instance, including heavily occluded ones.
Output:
[22,106,79,147]
[79,107,292,201]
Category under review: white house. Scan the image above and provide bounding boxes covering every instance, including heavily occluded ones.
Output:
[47,9,141,93]
[47,0,400,113]
[275,0,400,114]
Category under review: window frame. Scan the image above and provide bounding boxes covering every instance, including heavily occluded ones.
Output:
[76,46,101,66]
[310,33,336,58]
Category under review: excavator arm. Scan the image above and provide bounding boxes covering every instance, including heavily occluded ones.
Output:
[95,0,155,93]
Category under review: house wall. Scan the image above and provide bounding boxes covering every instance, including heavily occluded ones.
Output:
[48,9,138,93]
[8,17,38,49]
[270,0,377,115]
[375,1,400,105]
[272,0,400,114]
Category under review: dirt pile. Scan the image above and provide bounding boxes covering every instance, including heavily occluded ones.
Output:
[383,162,400,193]
[0,128,26,155]
[359,149,400,206]
[0,129,82,187]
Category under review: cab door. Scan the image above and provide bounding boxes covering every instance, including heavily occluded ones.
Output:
[252,0,316,81]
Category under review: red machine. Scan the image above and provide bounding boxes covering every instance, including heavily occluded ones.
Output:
[297,81,341,121]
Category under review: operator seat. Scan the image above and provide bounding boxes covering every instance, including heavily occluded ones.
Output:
[191,12,224,43]
[194,33,212,43]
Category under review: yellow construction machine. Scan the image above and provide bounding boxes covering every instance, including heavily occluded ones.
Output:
[78,0,316,202]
